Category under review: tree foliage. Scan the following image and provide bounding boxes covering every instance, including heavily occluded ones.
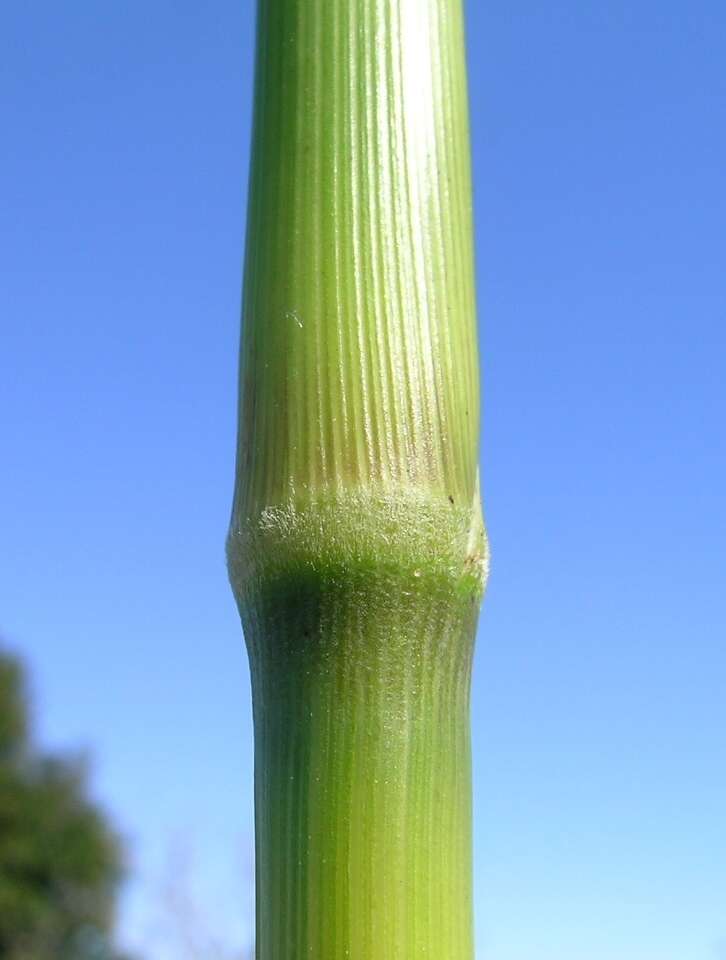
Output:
[0,649,134,960]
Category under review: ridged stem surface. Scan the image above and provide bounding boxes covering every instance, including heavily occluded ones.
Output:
[246,569,478,960]
[232,0,480,518]
[228,1,487,958]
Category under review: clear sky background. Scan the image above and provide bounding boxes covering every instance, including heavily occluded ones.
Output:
[1,2,725,958]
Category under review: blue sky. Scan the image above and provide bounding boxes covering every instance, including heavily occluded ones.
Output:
[1,2,725,958]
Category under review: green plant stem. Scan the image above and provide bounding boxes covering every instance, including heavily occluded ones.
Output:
[228,0,487,957]
[250,564,476,959]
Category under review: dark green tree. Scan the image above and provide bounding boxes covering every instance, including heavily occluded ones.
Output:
[0,649,135,960]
